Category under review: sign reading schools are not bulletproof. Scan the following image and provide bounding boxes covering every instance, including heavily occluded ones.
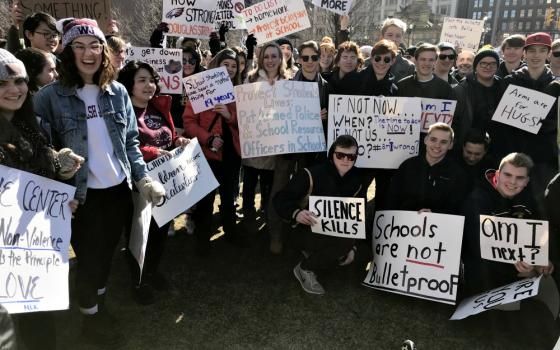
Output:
[328,95,421,169]
[19,0,111,30]
[235,80,326,158]
[491,84,556,134]
[125,47,183,94]
[183,67,235,114]
[420,98,456,133]
[309,196,365,239]
[440,17,484,51]
[242,0,311,44]
[363,210,464,305]
[147,138,219,227]
[0,164,75,314]
[311,0,353,15]
[162,0,216,39]
[480,215,549,266]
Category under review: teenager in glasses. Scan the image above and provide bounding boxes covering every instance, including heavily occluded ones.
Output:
[549,39,560,78]
[7,10,59,54]
[273,135,362,295]
[170,47,203,130]
[435,42,459,86]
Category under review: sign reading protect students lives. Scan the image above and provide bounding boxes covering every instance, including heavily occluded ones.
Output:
[0,165,75,314]
[363,210,464,305]
[311,0,354,15]
[328,95,422,169]
[235,80,326,158]
[162,0,217,39]
[183,67,235,114]
[19,0,112,30]
[242,0,311,44]
[146,138,219,227]
[439,17,484,51]
[125,47,183,95]
[491,85,556,134]
[479,215,549,266]
[309,196,365,239]
[420,99,456,133]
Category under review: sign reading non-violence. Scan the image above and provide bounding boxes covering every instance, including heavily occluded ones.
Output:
[146,139,219,227]
[19,0,111,30]
[450,276,542,320]
[311,0,353,15]
[420,98,456,133]
[125,47,183,95]
[328,95,422,169]
[363,210,464,305]
[242,0,311,44]
[309,196,365,239]
[162,0,217,39]
[440,17,484,51]
[480,215,549,266]
[0,165,75,314]
[215,0,246,30]
[183,67,235,114]
[491,85,556,134]
[235,80,326,158]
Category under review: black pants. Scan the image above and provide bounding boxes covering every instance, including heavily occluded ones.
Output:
[242,165,273,218]
[298,229,355,271]
[71,181,132,309]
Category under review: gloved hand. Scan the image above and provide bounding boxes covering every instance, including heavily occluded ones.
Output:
[218,23,229,42]
[57,148,84,180]
[245,34,257,60]
[209,31,221,56]
[150,22,169,48]
[136,177,166,204]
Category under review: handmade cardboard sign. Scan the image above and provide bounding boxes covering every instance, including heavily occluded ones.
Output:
[215,0,246,30]
[311,0,353,15]
[19,0,111,30]
[440,17,484,51]
[183,67,235,114]
[420,99,456,133]
[309,196,365,239]
[125,47,183,94]
[162,0,217,39]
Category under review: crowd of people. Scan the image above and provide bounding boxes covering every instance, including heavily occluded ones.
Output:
[0,5,560,349]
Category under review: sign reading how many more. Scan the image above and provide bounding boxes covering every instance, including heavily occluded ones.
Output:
[19,0,111,30]
[420,98,457,133]
[0,164,76,314]
[235,80,326,158]
[309,196,366,239]
[125,47,183,95]
[183,67,235,114]
[162,0,217,39]
[491,84,556,134]
[327,95,422,169]
[242,0,311,44]
[440,17,484,51]
[480,215,549,266]
[215,0,246,30]
[311,0,354,15]
[363,210,465,305]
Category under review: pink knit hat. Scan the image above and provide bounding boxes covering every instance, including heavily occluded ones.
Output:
[61,18,106,48]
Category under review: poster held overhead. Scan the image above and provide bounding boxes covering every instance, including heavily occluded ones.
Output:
[162,0,217,39]
[440,17,484,51]
[311,0,354,15]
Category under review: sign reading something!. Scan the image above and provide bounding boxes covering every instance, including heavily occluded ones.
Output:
[309,196,365,239]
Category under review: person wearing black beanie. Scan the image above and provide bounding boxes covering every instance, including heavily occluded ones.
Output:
[276,37,298,77]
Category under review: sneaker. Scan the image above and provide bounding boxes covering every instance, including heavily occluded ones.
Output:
[81,311,126,349]
[132,283,156,305]
[293,263,325,295]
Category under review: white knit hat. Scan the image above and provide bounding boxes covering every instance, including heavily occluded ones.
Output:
[0,49,27,81]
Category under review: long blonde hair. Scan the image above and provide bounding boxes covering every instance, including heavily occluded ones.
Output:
[247,43,288,83]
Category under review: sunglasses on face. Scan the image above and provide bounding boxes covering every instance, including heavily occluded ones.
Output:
[301,55,319,62]
[553,51,560,58]
[438,54,456,60]
[334,151,357,161]
[373,55,392,64]
[183,58,197,65]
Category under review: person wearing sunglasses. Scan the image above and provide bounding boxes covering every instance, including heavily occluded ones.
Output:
[549,39,560,78]
[435,42,459,86]
[273,135,362,295]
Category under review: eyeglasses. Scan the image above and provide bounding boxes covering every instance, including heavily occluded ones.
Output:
[70,43,103,54]
[553,51,560,58]
[34,31,60,40]
[478,61,498,69]
[438,54,456,60]
[183,58,197,65]
[301,55,319,62]
[334,151,357,161]
[373,55,392,64]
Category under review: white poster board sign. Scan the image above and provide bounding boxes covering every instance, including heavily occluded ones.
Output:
[450,276,542,320]
[480,215,549,266]
[215,0,246,30]
[242,0,311,44]
[309,196,365,239]
[327,95,422,169]
[147,139,219,227]
[420,98,456,133]
[235,80,326,158]
[125,47,183,94]
[440,17,484,51]
[129,191,152,283]
[183,67,235,114]
[0,165,75,314]
[491,85,555,134]
[162,0,217,39]
[363,210,464,304]
[311,0,353,15]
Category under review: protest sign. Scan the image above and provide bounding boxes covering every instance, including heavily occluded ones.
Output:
[162,0,217,39]
[309,196,365,239]
[19,0,111,30]
[479,215,548,266]
[491,85,555,134]
[420,98,456,133]
[440,17,484,51]
[242,0,311,44]
[183,67,235,114]
[235,80,326,158]
[146,139,219,227]
[215,0,246,30]
[125,47,183,94]
[0,165,75,314]
[450,276,542,320]
[311,0,353,15]
[129,192,152,283]
[327,95,422,169]
[363,210,464,304]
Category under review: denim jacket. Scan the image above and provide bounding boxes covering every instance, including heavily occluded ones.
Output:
[34,80,147,203]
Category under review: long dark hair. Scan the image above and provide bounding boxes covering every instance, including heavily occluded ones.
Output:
[58,42,116,90]
[207,48,241,86]
[15,48,52,92]
[117,60,161,98]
